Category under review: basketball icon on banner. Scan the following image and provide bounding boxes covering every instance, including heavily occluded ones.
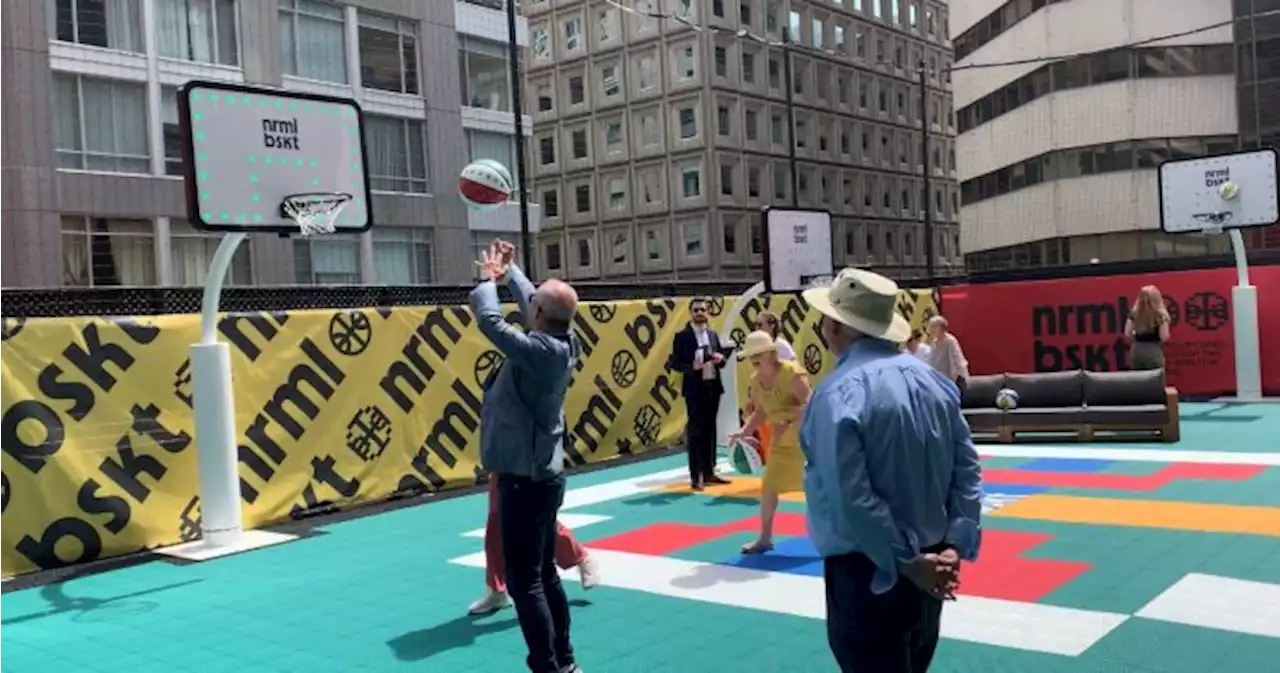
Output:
[459,159,514,211]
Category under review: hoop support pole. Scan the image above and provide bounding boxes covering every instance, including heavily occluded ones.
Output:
[1227,228,1262,401]
[717,281,767,450]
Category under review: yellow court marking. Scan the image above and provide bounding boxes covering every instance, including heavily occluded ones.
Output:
[660,477,806,502]
[990,494,1280,537]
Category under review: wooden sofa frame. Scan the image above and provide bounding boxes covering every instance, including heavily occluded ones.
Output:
[991,387,1181,444]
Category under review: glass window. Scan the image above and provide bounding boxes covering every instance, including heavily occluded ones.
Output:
[575,183,591,212]
[61,216,154,287]
[742,52,756,83]
[361,11,418,94]
[467,130,516,182]
[539,136,555,165]
[370,227,434,284]
[602,65,621,96]
[531,26,550,59]
[50,0,143,52]
[609,231,628,265]
[458,36,506,109]
[160,86,184,176]
[679,107,697,139]
[676,45,696,80]
[745,110,759,140]
[684,221,705,257]
[768,58,781,88]
[279,0,348,84]
[682,167,701,198]
[155,0,237,65]
[604,120,623,151]
[717,106,731,136]
[365,115,429,193]
[812,19,824,48]
[576,237,592,268]
[572,129,588,159]
[542,188,559,217]
[607,178,626,211]
[597,7,619,42]
[536,82,553,112]
[569,76,585,104]
[54,74,149,174]
[170,219,252,286]
[748,166,761,197]
[546,241,563,270]
[720,164,733,195]
[715,46,728,77]
[563,16,583,51]
[294,236,360,284]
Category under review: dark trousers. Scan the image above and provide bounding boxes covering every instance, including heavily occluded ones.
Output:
[497,473,574,673]
[824,549,945,673]
[684,390,720,484]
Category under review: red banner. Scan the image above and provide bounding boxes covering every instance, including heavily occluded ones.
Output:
[941,265,1280,398]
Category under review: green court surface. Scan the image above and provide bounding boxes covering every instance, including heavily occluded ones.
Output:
[3,402,1280,672]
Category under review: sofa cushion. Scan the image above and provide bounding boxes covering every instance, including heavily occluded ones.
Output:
[962,374,1006,409]
[1005,371,1085,408]
[962,408,1005,431]
[1004,407,1087,427]
[1083,370,1166,407]
[1085,405,1170,426]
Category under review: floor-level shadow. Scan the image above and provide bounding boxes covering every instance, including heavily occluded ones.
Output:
[620,492,693,507]
[2,579,203,627]
[387,600,594,662]
[388,614,519,662]
[669,562,771,590]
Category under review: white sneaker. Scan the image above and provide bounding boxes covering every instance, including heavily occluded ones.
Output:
[467,590,510,615]
[578,554,600,590]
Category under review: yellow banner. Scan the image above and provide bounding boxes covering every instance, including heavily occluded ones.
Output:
[0,290,936,577]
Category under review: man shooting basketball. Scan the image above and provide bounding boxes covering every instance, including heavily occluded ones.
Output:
[470,239,584,673]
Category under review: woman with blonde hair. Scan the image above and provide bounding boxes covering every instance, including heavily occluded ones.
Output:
[1124,285,1171,371]
[926,315,969,394]
[728,331,812,554]
[747,311,797,463]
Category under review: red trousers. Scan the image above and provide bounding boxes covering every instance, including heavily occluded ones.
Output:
[484,476,588,593]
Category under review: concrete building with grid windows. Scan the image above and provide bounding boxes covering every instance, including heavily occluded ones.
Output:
[953,0,1280,272]
[1,0,536,289]
[523,0,962,282]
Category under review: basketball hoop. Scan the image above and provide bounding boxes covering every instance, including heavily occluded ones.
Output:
[281,192,353,237]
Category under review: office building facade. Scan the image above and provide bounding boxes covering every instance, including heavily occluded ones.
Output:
[954,0,1279,272]
[1,0,535,289]
[524,0,962,282]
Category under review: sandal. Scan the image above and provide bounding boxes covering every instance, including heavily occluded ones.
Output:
[741,541,774,555]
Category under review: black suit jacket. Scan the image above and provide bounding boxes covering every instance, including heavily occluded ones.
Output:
[671,324,733,400]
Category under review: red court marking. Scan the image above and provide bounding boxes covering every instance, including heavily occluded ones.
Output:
[961,531,1091,602]
[589,513,807,556]
[983,463,1263,492]
[589,515,1090,602]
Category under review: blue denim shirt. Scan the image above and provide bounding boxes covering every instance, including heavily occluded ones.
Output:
[469,267,578,481]
[800,338,983,594]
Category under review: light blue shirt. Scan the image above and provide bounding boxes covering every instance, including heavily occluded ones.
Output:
[469,266,578,481]
[800,337,983,594]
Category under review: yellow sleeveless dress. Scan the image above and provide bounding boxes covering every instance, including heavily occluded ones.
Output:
[752,360,807,494]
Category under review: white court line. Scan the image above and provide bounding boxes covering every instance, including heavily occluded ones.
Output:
[1136,573,1280,638]
[462,513,613,538]
[558,460,729,511]
[450,549,1128,657]
[976,445,1280,466]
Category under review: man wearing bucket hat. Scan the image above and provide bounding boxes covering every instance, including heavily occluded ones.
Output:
[799,268,983,673]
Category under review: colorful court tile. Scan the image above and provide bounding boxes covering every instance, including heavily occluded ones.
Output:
[5,408,1280,673]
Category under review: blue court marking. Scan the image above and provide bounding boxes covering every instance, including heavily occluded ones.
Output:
[1019,458,1114,473]
[721,537,823,576]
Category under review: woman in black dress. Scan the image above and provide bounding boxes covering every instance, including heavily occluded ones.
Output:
[1124,285,1171,371]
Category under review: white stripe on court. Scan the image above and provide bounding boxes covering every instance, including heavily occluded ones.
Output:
[450,549,1128,656]
[558,460,730,511]
[462,513,613,538]
[1136,573,1280,638]
[976,445,1280,466]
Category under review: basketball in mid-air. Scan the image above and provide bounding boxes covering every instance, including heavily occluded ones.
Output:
[458,159,513,210]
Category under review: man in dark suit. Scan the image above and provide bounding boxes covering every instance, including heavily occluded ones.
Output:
[671,297,734,491]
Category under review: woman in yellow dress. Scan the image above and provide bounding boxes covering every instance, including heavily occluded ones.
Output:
[728,330,812,554]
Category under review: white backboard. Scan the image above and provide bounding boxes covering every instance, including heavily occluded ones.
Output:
[1158,148,1278,234]
[761,208,834,293]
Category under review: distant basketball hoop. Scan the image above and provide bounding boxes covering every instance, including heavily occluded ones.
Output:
[1157,147,1278,402]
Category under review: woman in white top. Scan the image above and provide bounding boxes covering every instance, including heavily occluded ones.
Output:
[905,329,932,362]
[926,315,970,394]
[755,311,796,361]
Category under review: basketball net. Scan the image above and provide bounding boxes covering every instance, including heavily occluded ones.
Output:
[282,192,352,237]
